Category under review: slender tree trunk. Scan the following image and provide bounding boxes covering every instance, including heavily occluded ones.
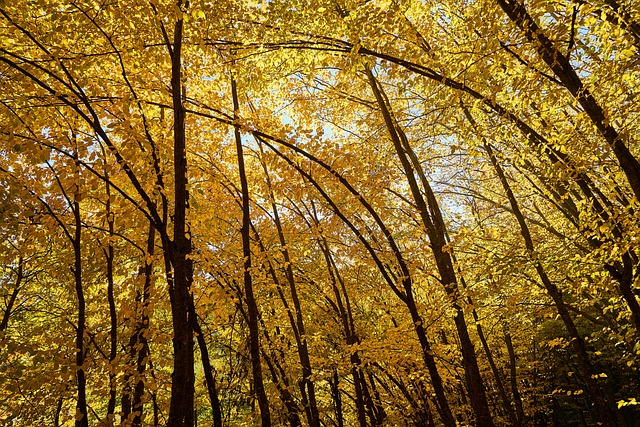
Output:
[504,329,525,424]
[73,151,88,427]
[407,294,457,427]
[366,371,386,425]
[0,256,22,333]
[54,395,64,427]
[476,123,621,426]
[474,315,518,425]
[329,370,344,427]
[191,301,223,427]
[104,178,117,426]
[166,10,196,426]
[367,69,494,427]
[258,152,319,427]
[298,198,370,426]
[232,75,271,427]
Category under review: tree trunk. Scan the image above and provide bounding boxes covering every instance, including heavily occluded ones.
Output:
[232,75,271,427]
[166,13,195,426]
[104,178,117,426]
[259,152,319,427]
[73,168,88,427]
[367,69,494,427]
[0,256,22,333]
[191,301,223,427]
[505,329,525,424]
[477,126,621,426]
[329,370,344,427]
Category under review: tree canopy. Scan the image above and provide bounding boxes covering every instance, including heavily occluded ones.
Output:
[1,0,639,426]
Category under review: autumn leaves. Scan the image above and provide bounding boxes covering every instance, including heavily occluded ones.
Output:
[1,0,640,426]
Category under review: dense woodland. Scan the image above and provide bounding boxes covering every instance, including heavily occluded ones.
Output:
[1,0,640,425]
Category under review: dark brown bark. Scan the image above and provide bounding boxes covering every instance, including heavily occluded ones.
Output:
[29,148,90,427]
[232,76,271,427]
[166,11,195,426]
[133,224,154,426]
[329,370,344,427]
[504,329,525,424]
[259,312,303,427]
[191,302,223,427]
[73,156,88,427]
[366,69,495,427]
[54,396,63,427]
[103,177,117,426]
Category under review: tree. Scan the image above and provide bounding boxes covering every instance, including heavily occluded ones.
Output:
[1,0,639,425]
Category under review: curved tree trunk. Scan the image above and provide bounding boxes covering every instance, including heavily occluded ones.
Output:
[258,134,457,427]
[259,150,320,427]
[367,69,495,427]
[232,75,271,427]
[473,113,622,426]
